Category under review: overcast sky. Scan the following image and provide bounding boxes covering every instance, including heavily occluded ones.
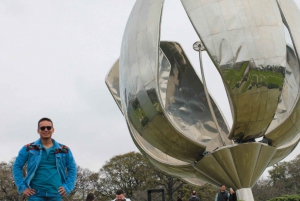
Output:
[1,0,300,175]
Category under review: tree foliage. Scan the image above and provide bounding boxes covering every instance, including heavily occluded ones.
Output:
[98,151,189,201]
[99,152,150,199]
[145,166,186,201]
[267,194,300,201]
[253,155,300,201]
[177,183,218,201]
[0,160,19,201]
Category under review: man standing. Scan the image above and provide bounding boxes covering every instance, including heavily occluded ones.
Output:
[188,190,200,201]
[112,189,131,201]
[215,184,230,201]
[13,117,77,201]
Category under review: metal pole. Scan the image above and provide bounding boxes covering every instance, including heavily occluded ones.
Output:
[82,186,85,201]
[148,190,152,201]
[193,41,226,146]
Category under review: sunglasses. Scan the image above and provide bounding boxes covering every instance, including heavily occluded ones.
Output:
[40,126,52,131]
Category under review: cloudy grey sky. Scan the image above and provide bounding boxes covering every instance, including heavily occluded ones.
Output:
[1,0,300,174]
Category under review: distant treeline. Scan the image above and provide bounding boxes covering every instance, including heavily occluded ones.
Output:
[1,152,300,201]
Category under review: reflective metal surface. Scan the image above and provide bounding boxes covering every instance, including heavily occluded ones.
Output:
[119,0,204,162]
[194,143,276,190]
[236,188,254,201]
[126,109,221,187]
[268,137,300,166]
[106,50,229,186]
[106,55,223,188]
[194,41,227,146]
[265,0,300,149]
[265,45,300,147]
[105,60,122,113]
[106,0,300,199]
[159,42,232,152]
[181,0,286,142]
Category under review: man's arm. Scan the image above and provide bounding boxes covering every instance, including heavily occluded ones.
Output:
[61,149,77,195]
[12,146,28,194]
[215,193,218,201]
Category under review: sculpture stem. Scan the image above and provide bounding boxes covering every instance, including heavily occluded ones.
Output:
[236,188,254,201]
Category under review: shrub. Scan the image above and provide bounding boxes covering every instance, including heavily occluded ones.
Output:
[267,194,300,201]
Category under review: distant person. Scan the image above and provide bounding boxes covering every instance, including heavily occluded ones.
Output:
[188,190,200,201]
[215,184,230,201]
[229,188,237,201]
[12,117,77,201]
[86,193,95,201]
[112,189,131,201]
[177,195,183,201]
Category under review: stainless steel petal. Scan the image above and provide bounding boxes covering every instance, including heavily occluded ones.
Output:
[181,0,286,142]
[125,104,221,186]
[180,177,208,186]
[105,58,211,185]
[267,45,300,133]
[158,41,232,152]
[119,0,207,163]
[105,60,122,113]
[195,153,239,190]
[265,0,300,148]
[250,144,277,186]
[268,135,300,166]
[277,0,300,63]
[212,147,242,189]
[266,45,300,147]
[195,143,276,189]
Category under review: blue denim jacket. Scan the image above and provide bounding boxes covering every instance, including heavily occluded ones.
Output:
[12,139,77,195]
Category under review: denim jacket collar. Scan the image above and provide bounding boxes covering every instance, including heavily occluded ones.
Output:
[32,138,61,149]
[31,139,69,155]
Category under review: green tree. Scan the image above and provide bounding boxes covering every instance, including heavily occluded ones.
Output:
[99,152,149,199]
[64,166,96,200]
[253,154,300,201]
[98,151,187,201]
[178,183,218,201]
[0,160,20,201]
[267,194,300,201]
[269,162,288,185]
[145,167,185,201]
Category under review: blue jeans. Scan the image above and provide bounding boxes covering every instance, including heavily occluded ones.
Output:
[28,190,62,201]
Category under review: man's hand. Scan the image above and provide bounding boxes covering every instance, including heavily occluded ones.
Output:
[58,186,66,196]
[22,188,35,196]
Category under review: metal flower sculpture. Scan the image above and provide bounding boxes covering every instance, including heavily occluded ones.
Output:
[106,0,300,200]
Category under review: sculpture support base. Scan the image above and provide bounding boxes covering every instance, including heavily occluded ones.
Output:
[236,188,254,201]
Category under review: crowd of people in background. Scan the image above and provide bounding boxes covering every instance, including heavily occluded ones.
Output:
[215,184,237,201]
[85,189,131,201]
[175,184,237,201]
